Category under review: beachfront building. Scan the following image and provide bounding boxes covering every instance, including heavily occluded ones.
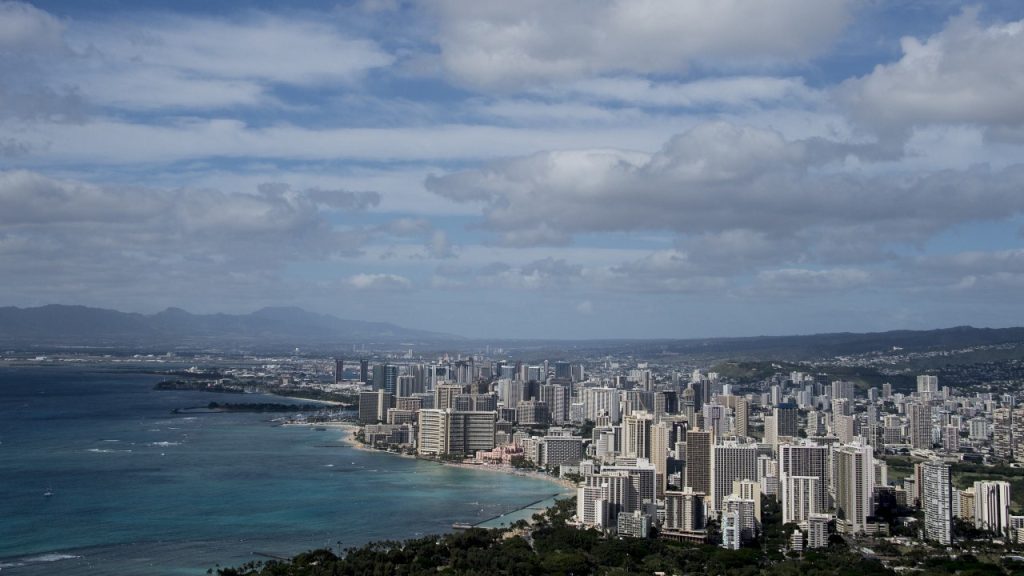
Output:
[417,409,496,457]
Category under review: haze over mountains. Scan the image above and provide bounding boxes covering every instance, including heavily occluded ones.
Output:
[2,305,1024,360]
[0,304,453,350]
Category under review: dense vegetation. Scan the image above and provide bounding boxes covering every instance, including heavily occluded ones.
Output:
[215,498,895,576]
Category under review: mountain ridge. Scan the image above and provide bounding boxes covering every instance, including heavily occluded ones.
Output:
[0,304,455,349]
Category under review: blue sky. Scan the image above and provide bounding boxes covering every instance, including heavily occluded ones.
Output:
[2,0,1024,339]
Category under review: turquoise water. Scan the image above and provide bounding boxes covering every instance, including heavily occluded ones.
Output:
[0,365,564,575]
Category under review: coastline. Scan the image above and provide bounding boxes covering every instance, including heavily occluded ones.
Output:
[334,424,579,492]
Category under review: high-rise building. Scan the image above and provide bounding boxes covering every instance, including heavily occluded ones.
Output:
[417,409,496,457]
[583,387,621,424]
[782,476,819,526]
[685,429,712,496]
[732,479,762,523]
[334,358,344,384]
[703,403,729,441]
[942,424,960,453]
[358,390,391,424]
[779,442,829,513]
[974,480,1011,536]
[516,400,549,426]
[539,435,584,468]
[922,460,952,545]
[541,382,570,424]
[711,442,758,512]
[834,414,856,444]
[372,364,399,395]
[917,375,939,396]
[622,411,655,459]
[834,443,874,534]
[664,488,706,534]
[908,402,933,450]
[832,381,855,403]
[596,459,657,517]
[764,414,778,447]
[435,383,464,411]
[994,407,1013,461]
[681,386,697,426]
[807,513,831,549]
[776,403,799,438]
[734,396,749,438]
[359,359,369,383]
[1013,407,1024,463]
[720,496,757,548]
[554,361,572,380]
[651,422,671,497]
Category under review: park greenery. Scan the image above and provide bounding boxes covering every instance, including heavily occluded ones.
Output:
[215,498,902,576]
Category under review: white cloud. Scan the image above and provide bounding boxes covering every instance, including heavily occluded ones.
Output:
[434,0,851,90]
[10,117,678,165]
[754,267,871,294]
[0,1,65,55]
[4,4,394,112]
[347,273,413,290]
[839,8,1024,135]
[541,76,822,109]
[426,122,1024,257]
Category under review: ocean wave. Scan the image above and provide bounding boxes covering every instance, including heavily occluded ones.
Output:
[149,441,180,447]
[87,448,132,453]
[26,553,81,563]
[2,553,84,567]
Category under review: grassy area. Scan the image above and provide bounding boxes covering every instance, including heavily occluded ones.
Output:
[883,456,1024,512]
[952,463,1024,513]
[883,455,917,481]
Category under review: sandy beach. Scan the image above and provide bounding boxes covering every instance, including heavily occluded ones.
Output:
[334,424,578,492]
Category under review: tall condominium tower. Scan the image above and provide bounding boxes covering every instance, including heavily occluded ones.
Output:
[908,402,933,450]
[923,460,952,545]
[834,443,874,534]
[685,429,712,497]
[711,441,758,512]
[779,442,829,513]
[974,480,1011,536]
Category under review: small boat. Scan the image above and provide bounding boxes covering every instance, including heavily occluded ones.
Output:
[43,488,53,497]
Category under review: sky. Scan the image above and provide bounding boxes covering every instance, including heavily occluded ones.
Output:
[2,0,1024,339]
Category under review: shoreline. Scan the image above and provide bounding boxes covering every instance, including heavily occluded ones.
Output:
[335,424,578,492]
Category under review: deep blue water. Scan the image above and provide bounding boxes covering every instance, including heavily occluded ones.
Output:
[0,365,562,575]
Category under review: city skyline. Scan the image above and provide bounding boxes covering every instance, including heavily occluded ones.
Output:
[3,1,1024,339]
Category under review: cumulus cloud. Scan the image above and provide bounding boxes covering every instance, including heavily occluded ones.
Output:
[839,8,1024,137]
[426,122,1024,270]
[434,0,850,90]
[0,171,387,305]
[347,273,413,290]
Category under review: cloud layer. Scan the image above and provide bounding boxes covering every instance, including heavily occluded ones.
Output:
[2,1,1024,337]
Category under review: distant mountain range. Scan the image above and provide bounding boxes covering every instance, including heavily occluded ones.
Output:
[2,304,1023,360]
[0,305,456,350]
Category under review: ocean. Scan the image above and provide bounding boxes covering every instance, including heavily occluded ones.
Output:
[0,364,565,575]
